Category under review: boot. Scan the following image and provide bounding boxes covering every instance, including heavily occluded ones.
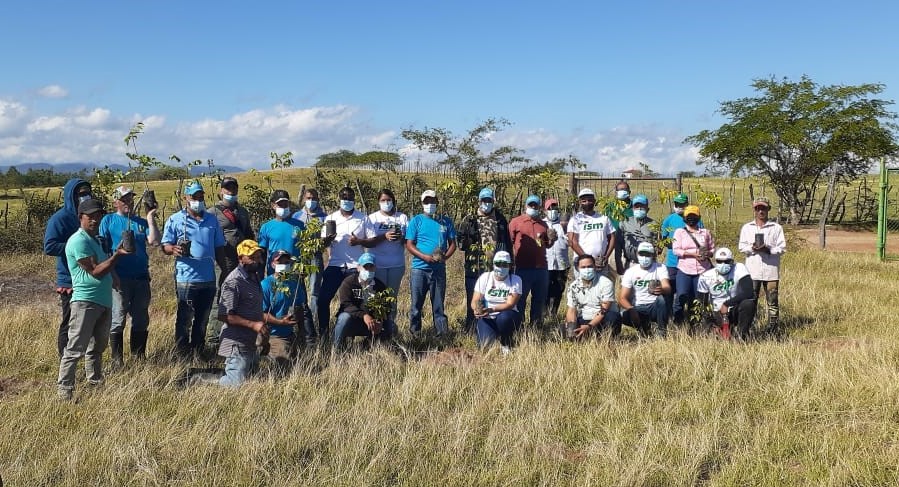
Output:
[131,330,149,359]
[109,331,125,370]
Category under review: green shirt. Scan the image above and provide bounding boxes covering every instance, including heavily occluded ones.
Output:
[65,228,113,308]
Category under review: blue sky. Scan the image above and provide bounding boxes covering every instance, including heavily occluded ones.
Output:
[1,1,897,175]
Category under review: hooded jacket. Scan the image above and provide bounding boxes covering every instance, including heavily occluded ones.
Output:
[43,178,88,288]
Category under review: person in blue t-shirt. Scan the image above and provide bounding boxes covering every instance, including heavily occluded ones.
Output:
[257,189,306,275]
[261,250,311,371]
[659,192,703,322]
[97,186,160,366]
[405,189,457,336]
[161,181,226,356]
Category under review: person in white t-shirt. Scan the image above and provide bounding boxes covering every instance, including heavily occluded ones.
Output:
[543,198,570,318]
[737,197,786,333]
[470,251,522,352]
[359,188,409,322]
[564,254,621,339]
[317,186,365,340]
[697,247,757,340]
[618,242,671,337]
[568,188,615,269]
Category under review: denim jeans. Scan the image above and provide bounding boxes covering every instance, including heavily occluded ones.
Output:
[219,345,259,387]
[515,268,549,325]
[409,266,448,335]
[622,295,669,337]
[333,312,397,350]
[58,301,111,394]
[374,266,405,323]
[476,309,522,348]
[575,307,623,337]
[674,271,700,325]
[665,266,679,322]
[175,281,216,353]
[317,266,356,339]
[111,277,151,334]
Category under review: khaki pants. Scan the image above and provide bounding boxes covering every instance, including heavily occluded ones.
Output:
[58,301,111,394]
[266,335,297,376]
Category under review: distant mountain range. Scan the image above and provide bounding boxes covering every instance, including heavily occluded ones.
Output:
[0,162,247,176]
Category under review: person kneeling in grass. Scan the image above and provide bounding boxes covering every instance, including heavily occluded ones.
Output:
[333,252,397,350]
[261,250,307,374]
[697,247,757,341]
[217,240,268,387]
[470,251,522,354]
[618,242,671,337]
[564,254,621,339]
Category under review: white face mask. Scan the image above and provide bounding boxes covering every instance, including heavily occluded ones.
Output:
[616,190,630,200]
[480,202,494,213]
[674,206,684,215]
[359,269,375,282]
[222,193,237,205]
[493,266,510,279]
[189,200,205,213]
[546,209,559,222]
[638,255,653,268]
[716,263,733,275]
[525,208,540,218]
[305,199,318,210]
[380,201,394,213]
[633,209,647,219]
[579,267,596,281]
[275,207,290,218]
[79,194,92,203]
[340,200,355,212]
[423,203,437,215]
[274,263,290,274]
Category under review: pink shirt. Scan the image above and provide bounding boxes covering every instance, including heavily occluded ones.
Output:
[672,227,715,275]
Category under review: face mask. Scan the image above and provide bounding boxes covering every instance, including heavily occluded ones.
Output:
[716,263,732,275]
[480,202,494,213]
[579,267,595,282]
[493,266,510,279]
[526,208,540,218]
[305,199,318,210]
[78,194,92,204]
[380,201,394,213]
[674,206,684,215]
[340,200,355,212]
[633,209,647,219]
[546,210,559,222]
[616,190,630,200]
[580,202,595,213]
[423,203,437,215]
[189,200,206,214]
[685,216,699,226]
[274,263,290,274]
[275,207,290,218]
[359,269,375,282]
[242,262,259,273]
[638,255,653,268]
[222,194,237,204]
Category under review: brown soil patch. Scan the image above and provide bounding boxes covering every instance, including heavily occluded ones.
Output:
[0,277,55,302]
[796,227,877,253]
[800,337,863,351]
[0,376,41,398]
[419,347,480,366]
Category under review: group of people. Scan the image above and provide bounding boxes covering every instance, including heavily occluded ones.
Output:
[44,176,786,398]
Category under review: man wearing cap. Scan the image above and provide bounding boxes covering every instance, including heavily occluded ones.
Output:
[97,186,160,366]
[738,197,786,333]
[217,240,267,386]
[508,194,556,326]
[161,180,226,356]
[334,253,396,350]
[470,251,522,353]
[292,188,327,334]
[318,186,366,341]
[565,254,621,339]
[261,250,305,369]
[569,188,616,270]
[618,242,671,337]
[660,192,699,318]
[698,247,757,340]
[44,177,93,357]
[257,189,306,275]
[617,194,658,273]
[543,198,570,318]
[606,180,634,273]
[405,189,457,336]
[457,187,512,332]
[58,199,133,400]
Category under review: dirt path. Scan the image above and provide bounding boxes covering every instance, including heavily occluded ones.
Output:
[795,227,878,252]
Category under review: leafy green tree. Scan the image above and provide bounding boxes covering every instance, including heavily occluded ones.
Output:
[315,150,358,169]
[685,75,899,224]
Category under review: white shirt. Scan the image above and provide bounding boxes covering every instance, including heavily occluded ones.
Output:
[566,273,615,321]
[570,212,615,259]
[363,211,409,269]
[697,263,751,309]
[738,220,786,281]
[475,272,522,318]
[321,210,365,268]
[620,262,667,306]
[543,219,569,270]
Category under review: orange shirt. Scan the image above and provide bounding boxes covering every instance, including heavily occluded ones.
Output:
[508,214,550,269]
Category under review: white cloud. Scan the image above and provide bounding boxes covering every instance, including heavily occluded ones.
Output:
[0,99,28,135]
[37,85,69,99]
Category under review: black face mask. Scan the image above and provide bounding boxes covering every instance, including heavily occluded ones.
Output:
[685,216,699,226]
[242,263,260,273]
[580,202,595,212]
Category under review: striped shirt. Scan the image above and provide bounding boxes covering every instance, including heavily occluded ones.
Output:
[217,265,263,355]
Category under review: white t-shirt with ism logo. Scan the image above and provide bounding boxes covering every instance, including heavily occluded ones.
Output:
[697,262,751,309]
[620,262,668,306]
[570,212,615,259]
[474,272,523,318]
[363,211,409,269]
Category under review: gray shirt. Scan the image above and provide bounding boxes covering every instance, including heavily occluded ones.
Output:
[619,216,657,266]
[209,202,254,250]
[217,265,263,356]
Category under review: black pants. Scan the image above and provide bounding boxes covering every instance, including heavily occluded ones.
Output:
[57,291,72,357]
[711,298,757,339]
[545,269,568,317]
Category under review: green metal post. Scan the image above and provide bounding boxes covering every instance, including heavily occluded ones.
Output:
[877,158,887,261]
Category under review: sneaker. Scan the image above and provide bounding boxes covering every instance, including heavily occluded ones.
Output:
[58,388,74,401]
[500,346,512,356]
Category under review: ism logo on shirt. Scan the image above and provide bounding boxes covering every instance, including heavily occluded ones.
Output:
[582,222,605,231]
[487,288,511,298]
[712,280,734,293]
[634,279,654,289]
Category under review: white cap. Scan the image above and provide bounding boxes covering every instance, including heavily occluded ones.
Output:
[113,185,135,200]
[493,250,512,263]
[420,190,437,202]
[714,247,734,261]
[637,242,655,254]
[577,188,595,198]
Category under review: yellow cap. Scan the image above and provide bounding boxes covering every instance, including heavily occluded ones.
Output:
[236,239,263,257]
[683,205,701,218]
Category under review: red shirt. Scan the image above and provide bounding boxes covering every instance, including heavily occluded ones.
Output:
[508,214,550,269]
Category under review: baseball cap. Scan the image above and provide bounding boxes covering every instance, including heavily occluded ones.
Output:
[184,181,204,196]
[270,189,290,203]
[358,252,376,267]
[684,205,701,218]
[220,177,238,189]
[420,190,437,202]
[577,188,595,198]
[544,198,559,210]
[270,249,291,265]
[236,239,264,257]
[673,193,689,204]
[77,199,104,215]
[478,187,494,200]
[112,186,135,200]
[632,194,649,206]
[637,241,655,255]
[714,247,734,262]
[752,197,771,209]
[525,195,541,206]
[493,251,512,263]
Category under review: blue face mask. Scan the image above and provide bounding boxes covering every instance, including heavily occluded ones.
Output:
[222,193,237,204]
[638,255,653,268]
[633,208,647,219]
[423,203,437,215]
[526,208,540,218]
[716,263,733,275]
[380,201,394,213]
[480,202,494,213]
[340,200,355,212]
[359,269,375,282]
[78,194,92,204]
[579,267,596,281]
[189,200,206,214]
[493,266,510,279]
[616,190,630,200]
[305,199,318,210]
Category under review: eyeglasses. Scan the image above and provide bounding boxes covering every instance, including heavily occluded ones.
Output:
[637,252,654,257]
[494,262,511,268]
[715,260,734,265]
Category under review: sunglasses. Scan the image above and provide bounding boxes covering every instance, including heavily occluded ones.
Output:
[494,262,511,268]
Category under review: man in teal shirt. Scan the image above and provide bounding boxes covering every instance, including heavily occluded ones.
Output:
[58,199,131,401]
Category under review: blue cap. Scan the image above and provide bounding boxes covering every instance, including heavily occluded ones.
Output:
[478,187,494,200]
[184,181,204,196]
[632,194,649,206]
[357,253,376,267]
[525,194,541,206]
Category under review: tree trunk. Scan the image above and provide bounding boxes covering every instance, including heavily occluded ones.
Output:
[818,160,839,249]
